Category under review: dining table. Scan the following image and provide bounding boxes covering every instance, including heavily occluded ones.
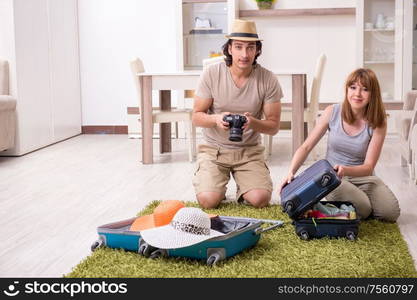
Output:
[137,70,307,164]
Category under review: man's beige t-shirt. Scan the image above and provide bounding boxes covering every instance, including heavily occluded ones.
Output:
[195,61,283,149]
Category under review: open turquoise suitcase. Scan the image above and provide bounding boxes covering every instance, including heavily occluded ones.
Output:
[91,216,283,265]
[91,217,140,252]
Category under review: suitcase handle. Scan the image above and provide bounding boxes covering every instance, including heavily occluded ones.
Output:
[254,220,284,235]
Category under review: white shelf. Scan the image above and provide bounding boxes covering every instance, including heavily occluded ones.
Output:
[184,33,224,38]
[364,28,394,32]
[382,97,395,102]
[364,60,394,64]
[191,11,227,15]
[239,7,355,17]
[184,65,203,70]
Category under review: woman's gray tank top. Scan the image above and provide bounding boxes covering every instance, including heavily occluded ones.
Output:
[325,104,373,166]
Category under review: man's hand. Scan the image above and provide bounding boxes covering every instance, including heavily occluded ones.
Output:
[215,112,231,130]
[242,112,254,131]
[334,164,345,178]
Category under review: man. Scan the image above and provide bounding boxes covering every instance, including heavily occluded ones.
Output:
[192,19,283,209]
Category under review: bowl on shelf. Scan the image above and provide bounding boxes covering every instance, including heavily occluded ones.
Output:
[365,22,374,30]
[385,22,395,30]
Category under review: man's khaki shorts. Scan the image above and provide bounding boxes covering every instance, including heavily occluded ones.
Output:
[192,144,273,201]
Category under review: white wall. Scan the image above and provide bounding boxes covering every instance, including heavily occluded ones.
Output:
[78,0,357,125]
[256,16,356,103]
[78,0,180,125]
[240,0,357,103]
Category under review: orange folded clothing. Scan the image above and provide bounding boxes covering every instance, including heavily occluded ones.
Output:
[129,200,218,232]
[130,200,185,231]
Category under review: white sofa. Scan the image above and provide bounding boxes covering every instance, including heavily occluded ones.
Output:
[411,124,417,183]
[0,59,17,152]
[395,90,417,180]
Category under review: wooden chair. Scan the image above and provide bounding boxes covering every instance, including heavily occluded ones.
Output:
[130,58,196,162]
[410,124,417,184]
[264,53,327,159]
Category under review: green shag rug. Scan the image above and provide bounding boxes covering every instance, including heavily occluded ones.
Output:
[67,201,417,278]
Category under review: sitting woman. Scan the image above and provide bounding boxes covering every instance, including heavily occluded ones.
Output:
[279,68,400,222]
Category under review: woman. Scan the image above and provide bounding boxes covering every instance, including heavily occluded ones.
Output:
[279,68,400,222]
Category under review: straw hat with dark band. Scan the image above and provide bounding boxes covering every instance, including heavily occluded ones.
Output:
[226,19,262,42]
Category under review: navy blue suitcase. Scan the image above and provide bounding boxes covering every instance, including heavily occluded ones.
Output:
[91,215,283,265]
[280,159,359,240]
[280,159,341,218]
[293,200,359,240]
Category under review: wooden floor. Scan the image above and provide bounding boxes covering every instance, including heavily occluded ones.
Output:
[0,133,416,277]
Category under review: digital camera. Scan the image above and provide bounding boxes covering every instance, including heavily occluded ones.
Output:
[223,114,247,142]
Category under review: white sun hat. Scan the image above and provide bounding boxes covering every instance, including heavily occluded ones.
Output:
[139,207,224,249]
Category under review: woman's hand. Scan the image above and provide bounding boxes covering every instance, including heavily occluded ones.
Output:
[278,172,295,194]
[334,164,345,178]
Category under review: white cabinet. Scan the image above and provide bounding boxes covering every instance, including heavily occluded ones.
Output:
[0,0,81,156]
[182,1,228,70]
[356,0,403,101]
[413,2,417,90]
[402,0,417,93]
[180,0,238,71]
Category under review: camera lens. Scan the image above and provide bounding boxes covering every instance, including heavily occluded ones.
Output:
[229,127,243,142]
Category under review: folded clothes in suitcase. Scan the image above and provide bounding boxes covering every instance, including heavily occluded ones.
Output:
[280,159,359,240]
[91,212,283,266]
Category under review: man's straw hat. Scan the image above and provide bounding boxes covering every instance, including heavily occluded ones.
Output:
[226,19,262,42]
